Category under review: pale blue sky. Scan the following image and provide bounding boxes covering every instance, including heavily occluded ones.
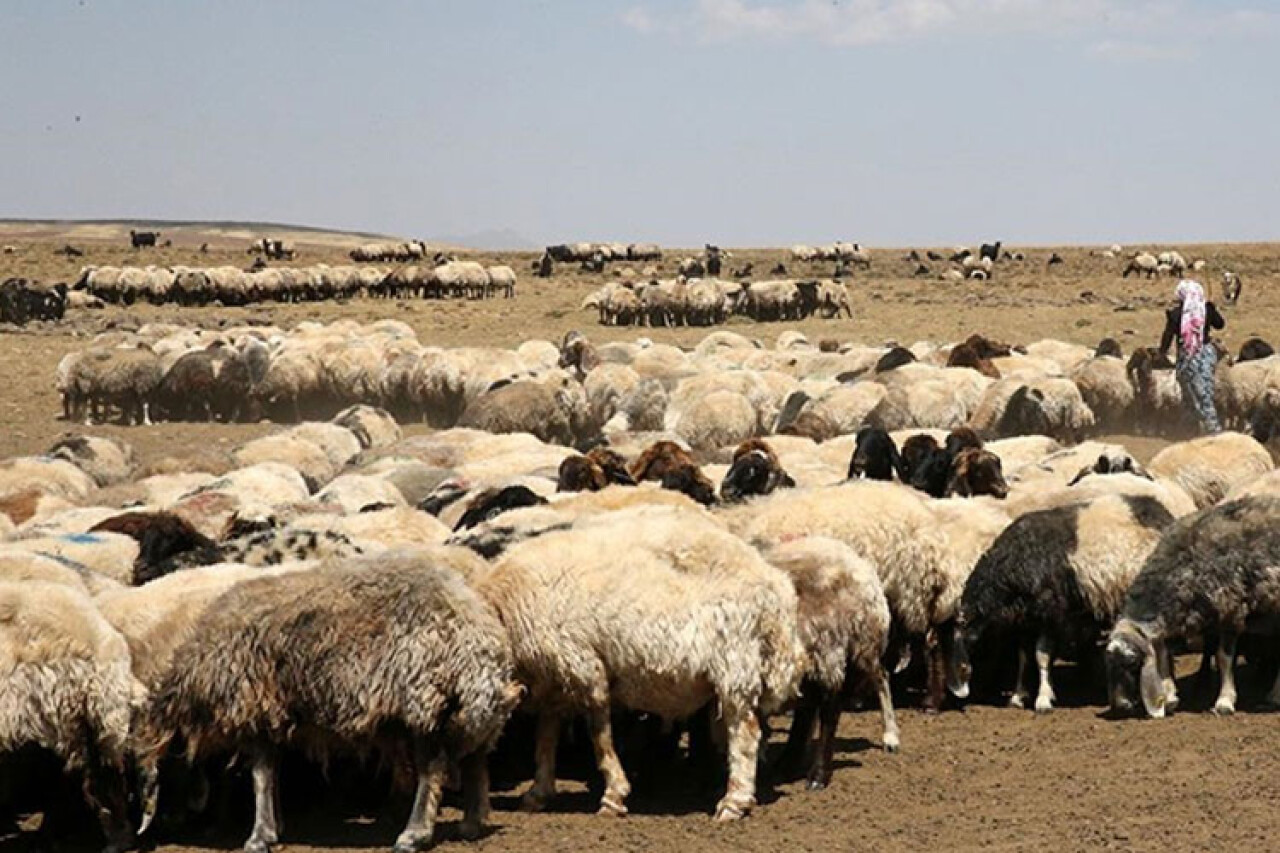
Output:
[1,1,1276,247]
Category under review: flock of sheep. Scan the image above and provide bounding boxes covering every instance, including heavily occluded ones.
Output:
[583,277,853,326]
[73,261,517,307]
[5,323,1280,851]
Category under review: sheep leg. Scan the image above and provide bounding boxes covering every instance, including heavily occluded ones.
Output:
[1213,631,1239,715]
[1158,639,1180,713]
[923,628,946,713]
[1034,634,1056,714]
[807,692,843,790]
[520,712,559,811]
[459,752,490,840]
[874,664,901,754]
[778,691,817,775]
[394,738,447,853]
[588,705,631,816]
[1009,644,1031,709]
[244,748,281,853]
[83,759,133,853]
[714,704,760,822]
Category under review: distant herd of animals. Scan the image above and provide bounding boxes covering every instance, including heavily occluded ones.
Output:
[0,234,1247,327]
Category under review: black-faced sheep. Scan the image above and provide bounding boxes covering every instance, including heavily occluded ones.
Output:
[954,495,1175,713]
[720,438,795,502]
[143,555,522,853]
[847,427,905,481]
[89,510,217,585]
[1107,496,1280,718]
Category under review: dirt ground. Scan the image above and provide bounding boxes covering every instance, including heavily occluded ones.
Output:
[2,226,1279,852]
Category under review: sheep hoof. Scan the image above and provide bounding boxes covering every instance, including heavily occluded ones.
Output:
[520,790,549,812]
[805,776,828,792]
[458,819,483,841]
[1008,694,1027,710]
[883,736,900,754]
[393,831,432,853]
[1034,700,1054,715]
[1212,699,1236,716]
[597,796,628,817]
[713,801,748,822]
[243,837,273,853]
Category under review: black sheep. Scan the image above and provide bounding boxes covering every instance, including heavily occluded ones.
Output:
[953,495,1175,713]
[1107,496,1280,717]
[847,427,905,482]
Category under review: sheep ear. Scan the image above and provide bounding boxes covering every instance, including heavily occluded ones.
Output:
[1140,651,1166,719]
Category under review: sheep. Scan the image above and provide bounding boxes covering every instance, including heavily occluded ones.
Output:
[1122,252,1159,279]
[765,537,899,789]
[1107,496,1280,717]
[458,375,592,447]
[952,495,1176,713]
[486,264,517,298]
[629,440,716,505]
[143,555,522,852]
[0,581,140,852]
[0,532,140,586]
[232,434,336,491]
[45,433,136,487]
[1147,432,1273,509]
[89,510,216,584]
[1070,354,1134,433]
[969,377,1096,443]
[1221,271,1243,305]
[722,480,963,710]
[67,343,163,425]
[478,506,801,820]
[720,438,795,502]
[1216,354,1280,430]
[313,473,407,514]
[847,427,905,481]
[673,389,758,452]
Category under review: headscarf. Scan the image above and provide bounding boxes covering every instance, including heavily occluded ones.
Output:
[1175,279,1206,358]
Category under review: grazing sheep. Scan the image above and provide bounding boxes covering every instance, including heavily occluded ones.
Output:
[479,506,801,820]
[67,343,163,425]
[144,555,523,853]
[1147,432,1273,509]
[0,581,140,852]
[766,537,899,788]
[722,481,963,710]
[1123,252,1159,279]
[954,495,1175,713]
[1107,496,1280,717]
[459,377,592,447]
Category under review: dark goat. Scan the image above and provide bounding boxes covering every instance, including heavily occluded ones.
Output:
[848,428,905,482]
[980,242,1002,263]
[720,439,795,503]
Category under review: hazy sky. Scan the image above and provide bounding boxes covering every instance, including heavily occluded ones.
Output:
[2,1,1277,247]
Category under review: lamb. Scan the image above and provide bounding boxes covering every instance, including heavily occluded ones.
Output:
[766,537,899,789]
[478,506,801,820]
[953,495,1175,713]
[1147,432,1273,509]
[143,554,523,853]
[0,581,140,852]
[1107,496,1280,717]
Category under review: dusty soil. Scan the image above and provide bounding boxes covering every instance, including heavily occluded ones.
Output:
[2,227,1279,852]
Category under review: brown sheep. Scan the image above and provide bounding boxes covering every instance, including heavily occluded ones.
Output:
[947,342,1001,378]
[557,455,608,493]
[947,448,1009,499]
[585,446,635,486]
[90,510,217,585]
[142,555,523,853]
